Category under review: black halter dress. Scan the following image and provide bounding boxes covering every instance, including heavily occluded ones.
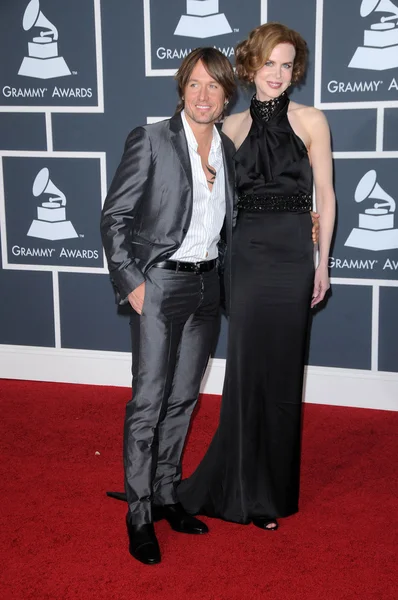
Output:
[178,92,315,523]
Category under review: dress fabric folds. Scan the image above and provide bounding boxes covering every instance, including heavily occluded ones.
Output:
[178,93,315,523]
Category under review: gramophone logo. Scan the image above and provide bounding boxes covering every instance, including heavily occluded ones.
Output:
[349,0,398,70]
[174,0,232,39]
[18,0,71,79]
[345,170,398,251]
[27,168,78,241]
[144,0,262,76]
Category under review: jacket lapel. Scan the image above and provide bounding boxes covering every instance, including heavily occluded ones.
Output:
[169,114,236,232]
[169,112,193,191]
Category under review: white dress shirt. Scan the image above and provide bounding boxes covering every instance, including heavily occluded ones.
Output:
[170,110,226,262]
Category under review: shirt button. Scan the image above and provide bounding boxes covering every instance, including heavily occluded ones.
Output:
[205,252,209,257]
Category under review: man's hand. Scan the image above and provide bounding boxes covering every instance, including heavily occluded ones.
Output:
[128,282,145,315]
[310,211,320,244]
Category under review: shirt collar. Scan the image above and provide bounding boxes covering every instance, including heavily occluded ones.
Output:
[181,110,221,153]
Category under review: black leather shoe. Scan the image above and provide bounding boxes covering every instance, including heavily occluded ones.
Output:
[153,502,209,534]
[126,516,161,565]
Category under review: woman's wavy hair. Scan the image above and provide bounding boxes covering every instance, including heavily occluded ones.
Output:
[174,47,236,113]
[235,22,308,84]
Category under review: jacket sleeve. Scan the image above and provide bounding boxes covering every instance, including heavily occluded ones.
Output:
[100,127,152,304]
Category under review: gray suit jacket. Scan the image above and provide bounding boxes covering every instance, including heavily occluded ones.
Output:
[100,112,236,305]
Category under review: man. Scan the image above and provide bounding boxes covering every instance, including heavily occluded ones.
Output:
[100,48,237,565]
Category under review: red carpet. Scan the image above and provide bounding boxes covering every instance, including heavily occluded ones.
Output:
[1,379,397,600]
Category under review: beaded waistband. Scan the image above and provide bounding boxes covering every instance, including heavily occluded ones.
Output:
[237,193,312,213]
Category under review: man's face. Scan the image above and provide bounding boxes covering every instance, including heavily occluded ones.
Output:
[183,59,226,127]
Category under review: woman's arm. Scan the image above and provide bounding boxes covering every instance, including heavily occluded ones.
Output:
[306,108,336,306]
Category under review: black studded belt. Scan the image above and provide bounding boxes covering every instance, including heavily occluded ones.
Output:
[237,193,312,212]
[152,259,217,273]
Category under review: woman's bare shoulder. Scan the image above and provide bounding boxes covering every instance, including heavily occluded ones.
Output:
[289,102,328,125]
[222,110,250,141]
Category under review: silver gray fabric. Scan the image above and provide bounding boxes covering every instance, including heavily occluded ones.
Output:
[124,266,220,524]
[100,113,236,305]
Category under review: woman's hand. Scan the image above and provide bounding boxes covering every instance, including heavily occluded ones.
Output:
[311,264,330,308]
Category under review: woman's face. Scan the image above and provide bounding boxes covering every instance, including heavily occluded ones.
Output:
[253,43,296,101]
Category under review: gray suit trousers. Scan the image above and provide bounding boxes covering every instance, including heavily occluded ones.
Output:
[124,265,220,524]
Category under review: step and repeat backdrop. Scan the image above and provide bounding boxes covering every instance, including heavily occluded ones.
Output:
[0,0,397,409]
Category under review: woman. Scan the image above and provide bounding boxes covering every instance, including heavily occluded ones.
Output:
[178,23,336,530]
